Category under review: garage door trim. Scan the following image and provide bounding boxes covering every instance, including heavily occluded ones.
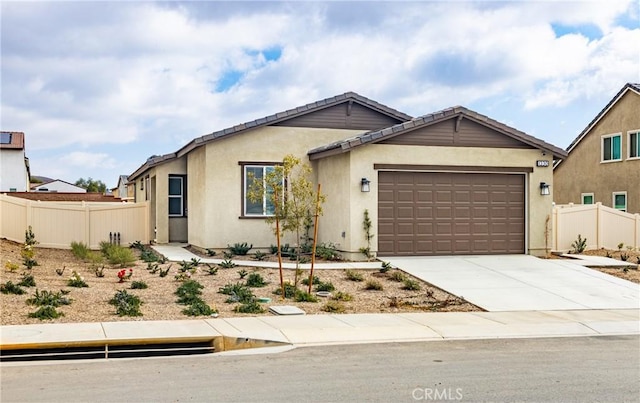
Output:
[374,163,534,173]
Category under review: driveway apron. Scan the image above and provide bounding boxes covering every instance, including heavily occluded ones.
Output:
[379,255,640,311]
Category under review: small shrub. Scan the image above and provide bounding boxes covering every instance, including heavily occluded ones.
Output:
[617,242,624,251]
[380,261,392,273]
[109,290,143,317]
[159,265,171,277]
[1,281,26,295]
[94,266,106,277]
[332,291,353,301]
[301,275,321,286]
[364,280,383,291]
[147,262,159,272]
[71,241,91,260]
[29,305,64,320]
[18,273,36,287]
[272,282,297,299]
[26,289,71,307]
[220,259,236,269]
[182,300,216,316]
[315,243,341,261]
[237,269,248,279]
[105,244,136,267]
[117,268,133,283]
[316,281,335,292]
[67,271,89,288]
[206,248,217,257]
[174,272,193,282]
[228,242,252,256]
[234,300,265,314]
[253,251,268,261]
[294,290,318,302]
[129,240,145,250]
[345,270,364,282]
[4,260,20,272]
[219,282,254,304]
[223,251,235,259]
[571,234,587,254]
[55,267,66,276]
[389,271,407,282]
[245,272,267,288]
[402,279,421,291]
[175,280,204,305]
[140,249,159,263]
[178,259,200,272]
[22,226,39,269]
[204,263,218,275]
[131,280,148,290]
[322,300,346,313]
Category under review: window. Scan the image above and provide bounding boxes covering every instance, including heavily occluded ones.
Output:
[629,131,639,159]
[243,165,280,216]
[613,192,627,212]
[0,132,11,144]
[168,176,185,217]
[602,134,622,162]
[581,193,594,204]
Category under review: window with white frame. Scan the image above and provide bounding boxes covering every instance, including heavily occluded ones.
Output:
[581,193,594,205]
[612,192,627,212]
[243,164,281,216]
[602,134,622,162]
[629,131,639,159]
[168,176,185,217]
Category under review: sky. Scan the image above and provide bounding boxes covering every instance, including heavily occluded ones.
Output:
[1,0,639,189]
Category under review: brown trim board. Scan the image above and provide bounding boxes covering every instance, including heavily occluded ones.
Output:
[373,164,534,173]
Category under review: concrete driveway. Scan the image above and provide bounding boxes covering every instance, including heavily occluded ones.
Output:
[380,255,640,311]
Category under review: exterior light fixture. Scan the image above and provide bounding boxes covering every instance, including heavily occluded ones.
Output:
[361,177,371,192]
[540,182,550,196]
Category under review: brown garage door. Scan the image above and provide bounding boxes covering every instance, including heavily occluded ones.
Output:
[378,171,525,255]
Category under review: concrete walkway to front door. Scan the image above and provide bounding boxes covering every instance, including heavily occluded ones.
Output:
[379,255,640,312]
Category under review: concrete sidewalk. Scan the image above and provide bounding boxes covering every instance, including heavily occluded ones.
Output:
[2,309,638,356]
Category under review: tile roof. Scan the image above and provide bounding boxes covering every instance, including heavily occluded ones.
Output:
[308,105,568,160]
[0,131,25,150]
[563,83,640,155]
[129,92,412,179]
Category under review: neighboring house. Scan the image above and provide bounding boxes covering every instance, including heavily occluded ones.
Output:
[554,83,640,213]
[7,192,120,202]
[31,179,87,193]
[0,131,30,192]
[111,175,134,202]
[129,92,567,258]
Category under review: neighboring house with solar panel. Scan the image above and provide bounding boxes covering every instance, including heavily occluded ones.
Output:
[0,131,30,192]
[554,83,640,213]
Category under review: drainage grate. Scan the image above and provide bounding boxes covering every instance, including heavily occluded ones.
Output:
[0,341,215,363]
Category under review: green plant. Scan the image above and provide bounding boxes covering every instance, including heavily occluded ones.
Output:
[322,300,346,313]
[316,243,341,261]
[174,272,193,282]
[253,251,268,261]
[117,268,133,283]
[315,281,335,292]
[364,280,383,291]
[380,261,392,273]
[294,290,318,302]
[109,290,143,317]
[182,300,216,316]
[175,280,204,305]
[140,249,159,263]
[102,243,136,267]
[361,209,374,260]
[159,265,171,277]
[245,272,267,288]
[206,248,217,257]
[25,226,38,247]
[219,282,255,304]
[178,259,200,272]
[345,270,364,282]
[389,271,407,282]
[94,266,105,278]
[22,226,39,269]
[228,242,253,256]
[1,281,26,295]
[67,270,88,288]
[332,291,353,302]
[301,275,321,286]
[223,251,235,259]
[147,262,159,272]
[237,269,248,279]
[204,263,219,275]
[131,280,148,289]
[571,234,587,254]
[620,251,629,261]
[272,282,297,299]
[29,305,64,320]
[71,241,91,260]
[402,279,421,291]
[4,260,20,272]
[220,259,236,269]
[234,300,265,314]
[617,242,624,251]
[55,267,66,276]
[18,273,36,287]
[129,240,145,250]
[26,289,71,307]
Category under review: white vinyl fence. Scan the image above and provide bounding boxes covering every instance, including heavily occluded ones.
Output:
[553,202,640,251]
[0,194,150,249]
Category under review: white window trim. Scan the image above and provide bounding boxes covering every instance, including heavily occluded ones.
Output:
[581,193,594,205]
[243,165,277,217]
[627,130,640,160]
[612,191,627,212]
[168,176,184,217]
[601,133,622,163]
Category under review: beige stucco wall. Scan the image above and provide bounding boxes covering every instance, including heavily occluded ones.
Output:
[190,126,365,250]
[319,145,554,258]
[554,90,640,213]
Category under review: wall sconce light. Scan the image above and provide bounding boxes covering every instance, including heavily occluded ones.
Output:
[540,182,550,196]
[361,177,371,193]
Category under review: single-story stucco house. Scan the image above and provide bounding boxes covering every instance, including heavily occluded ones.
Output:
[128,92,567,259]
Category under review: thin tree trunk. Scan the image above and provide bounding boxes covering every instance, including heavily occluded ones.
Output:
[308,184,321,294]
[274,186,285,299]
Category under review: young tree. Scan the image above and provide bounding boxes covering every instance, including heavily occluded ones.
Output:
[247,155,325,297]
[75,177,107,193]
